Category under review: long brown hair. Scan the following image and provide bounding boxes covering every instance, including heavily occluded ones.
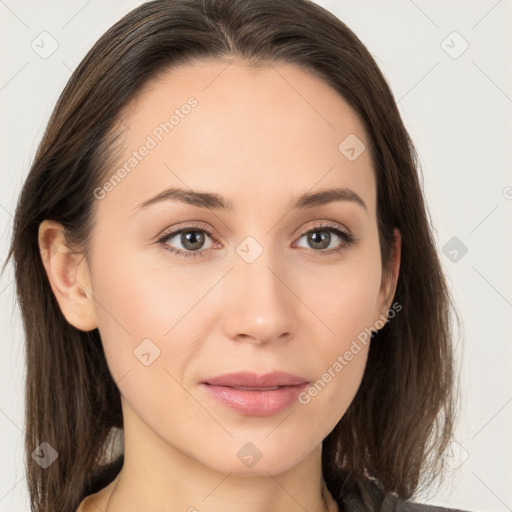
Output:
[3,1,458,511]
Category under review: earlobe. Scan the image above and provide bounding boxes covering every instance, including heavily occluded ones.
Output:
[38,220,98,332]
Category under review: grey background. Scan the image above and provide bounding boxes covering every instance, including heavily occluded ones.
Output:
[1,1,511,511]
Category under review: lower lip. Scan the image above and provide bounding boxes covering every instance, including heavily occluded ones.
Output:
[200,383,309,416]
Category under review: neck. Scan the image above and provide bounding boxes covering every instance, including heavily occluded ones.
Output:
[102,402,338,512]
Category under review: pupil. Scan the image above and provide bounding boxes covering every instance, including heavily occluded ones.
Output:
[183,231,204,250]
[309,230,329,249]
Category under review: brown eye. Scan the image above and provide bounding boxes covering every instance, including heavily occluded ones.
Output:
[157,226,216,258]
[294,223,356,256]
[305,229,332,250]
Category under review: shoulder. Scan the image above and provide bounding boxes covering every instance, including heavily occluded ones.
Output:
[380,494,469,512]
[335,479,470,512]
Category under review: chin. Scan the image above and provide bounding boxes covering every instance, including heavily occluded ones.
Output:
[191,432,318,477]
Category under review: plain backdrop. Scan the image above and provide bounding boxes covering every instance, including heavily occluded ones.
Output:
[1,1,511,511]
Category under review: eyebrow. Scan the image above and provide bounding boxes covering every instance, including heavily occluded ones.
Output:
[132,186,367,213]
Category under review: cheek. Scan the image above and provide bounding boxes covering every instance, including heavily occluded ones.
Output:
[89,256,206,437]
[300,344,370,449]
[283,244,381,431]
[301,244,383,345]
[88,243,217,384]
[87,247,166,379]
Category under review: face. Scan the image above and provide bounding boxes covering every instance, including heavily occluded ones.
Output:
[54,59,399,476]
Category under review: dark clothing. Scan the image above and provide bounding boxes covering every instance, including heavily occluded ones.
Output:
[82,455,469,512]
[338,477,468,512]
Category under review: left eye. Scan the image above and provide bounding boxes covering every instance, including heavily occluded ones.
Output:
[295,227,353,252]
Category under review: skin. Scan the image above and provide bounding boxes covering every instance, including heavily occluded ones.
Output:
[38,58,400,512]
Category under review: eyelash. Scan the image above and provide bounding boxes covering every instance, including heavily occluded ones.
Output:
[156,221,356,259]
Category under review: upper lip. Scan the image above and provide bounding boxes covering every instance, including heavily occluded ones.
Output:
[202,371,309,388]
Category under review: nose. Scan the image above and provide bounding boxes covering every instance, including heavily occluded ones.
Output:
[222,250,298,346]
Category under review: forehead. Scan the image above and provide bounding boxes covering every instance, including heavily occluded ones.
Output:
[100,58,375,216]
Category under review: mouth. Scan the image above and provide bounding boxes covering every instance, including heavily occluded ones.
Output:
[200,371,310,416]
[202,370,309,388]
[226,385,281,391]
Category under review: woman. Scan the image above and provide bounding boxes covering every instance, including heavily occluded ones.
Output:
[3,0,463,511]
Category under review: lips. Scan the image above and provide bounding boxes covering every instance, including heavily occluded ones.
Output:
[200,371,310,416]
[202,371,309,388]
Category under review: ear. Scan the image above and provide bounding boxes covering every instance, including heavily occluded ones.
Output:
[375,228,401,320]
[38,220,98,332]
